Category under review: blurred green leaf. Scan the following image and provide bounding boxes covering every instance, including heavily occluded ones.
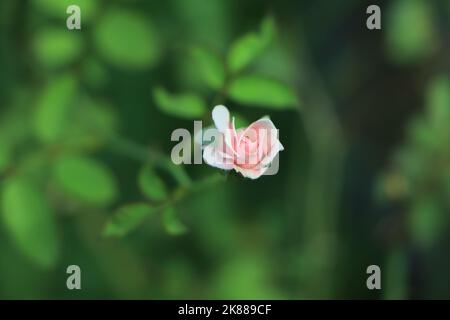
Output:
[232,113,250,128]
[163,206,187,236]
[228,34,263,73]
[82,58,109,89]
[32,0,99,21]
[104,202,154,237]
[53,155,118,206]
[153,87,206,119]
[0,142,11,174]
[229,74,299,109]
[1,177,59,268]
[33,74,77,143]
[94,9,160,70]
[66,98,118,150]
[138,165,168,201]
[32,28,83,69]
[408,198,444,248]
[227,16,275,72]
[386,0,437,64]
[191,46,225,90]
[426,76,450,126]
[383,248,408,299]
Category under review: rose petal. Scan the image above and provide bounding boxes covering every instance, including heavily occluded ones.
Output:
[234,165,269,179]
[203,142,234,170]
[212,105,230,133]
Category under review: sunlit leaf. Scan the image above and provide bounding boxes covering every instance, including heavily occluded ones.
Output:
[94,9,160,70]
[229,74,299,109]
[53,155,118,206]
[33,28,84,69]
[227,16,275,72]
[153,87,206,119]
[138,165,168,201]
[33,74,77,143]
[1,177,59,268]
[190,46,225,90]
[228,33,263,73]
[163,206,187,236]
[32,0,99,21]
[104,202,154,237]
[386,0,437,64]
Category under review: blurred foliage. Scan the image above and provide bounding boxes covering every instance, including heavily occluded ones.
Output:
[0,0,450,300]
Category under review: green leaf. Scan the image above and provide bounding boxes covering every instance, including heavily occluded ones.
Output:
[138,165,168,201]
[65,98,117,150]
[33,74,77,143]
[426,76,450,126]
[408,198,444,248]
[233,113,250,128]
[33,28,84,69]
[0,141,11,174]
[94,9,160,70]
[153,87,206,119]
[260,16,275,46]
[163,206,187,236]
[227,16,275,73]
[228,33,263,73]
[190,46,225,90]
[229,75,299,109]
[32,0,99,21]
[1,177,59,268]
[104,202,154,237]
[53,155,118,206]
[383,248,408,299]
[386,0,437,64]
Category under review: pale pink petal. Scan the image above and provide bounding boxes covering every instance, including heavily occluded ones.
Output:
[203,142,234,170]
[234,165,269,179]
[212,105,230,133]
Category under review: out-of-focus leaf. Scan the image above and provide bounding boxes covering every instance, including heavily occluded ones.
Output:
[153,87,206,119]
[426,76,450,126]
[191,46,225,90]
[94,9,160,70]
[138,165,167,201]
[386,0,437,64]
[259,16,275,46]
[104,202,154,237]
[1,177,59,268]
[229,75,299,109]
[82,58,108,89]
[233,113,250,128]
[32,28,83,69]
[227,16,275,72]
[408,198,444,248]
[383,248,408,299]
[228,34,263,73]
[163,206,187,236]
[32,0,99,21]
[66,98,117,150]
[53,155,118,206]
[0,142,11,174]
[33,74,77,143]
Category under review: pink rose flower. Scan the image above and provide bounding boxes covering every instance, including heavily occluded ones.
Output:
[203,105,284,179]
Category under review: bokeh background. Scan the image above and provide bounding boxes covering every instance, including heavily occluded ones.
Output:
[1,0,450,299]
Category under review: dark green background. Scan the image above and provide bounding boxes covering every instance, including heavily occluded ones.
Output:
[1,0,450,299]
